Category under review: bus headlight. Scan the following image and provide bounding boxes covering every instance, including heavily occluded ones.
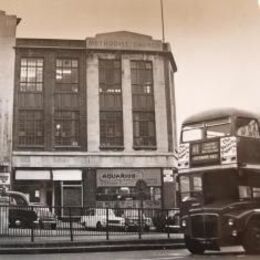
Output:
[228,218,235,226]
[181,219,187,227]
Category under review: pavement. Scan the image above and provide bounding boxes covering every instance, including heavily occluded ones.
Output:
[0,232,185,254]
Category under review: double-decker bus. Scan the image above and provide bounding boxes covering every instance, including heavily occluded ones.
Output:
[178,108,260,254]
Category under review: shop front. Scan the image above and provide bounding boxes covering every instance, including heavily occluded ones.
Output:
[95,168,162,209]
[13,169,83,217]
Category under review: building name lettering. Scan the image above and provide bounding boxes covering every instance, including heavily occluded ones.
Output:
[86,39,162,51]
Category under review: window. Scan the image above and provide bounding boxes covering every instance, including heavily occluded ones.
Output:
[179,175,202,201]
[55,59,81,148]
[131,61,154,110]
[56,59,79,92]
[131,61,156,148]
[99,59,123,148]
[182,118,231,142]
[20,58,43,92]
[133,112,156,146]
[182,123,204,142]
[100,111,123,147]
[54,111,79,146]
[18,110,43,146]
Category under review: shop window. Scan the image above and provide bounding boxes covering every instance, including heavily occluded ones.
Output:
[54,111,79,146]
[131,61,156,148]
[20,58,43,92]
[18,110,44,146]
[96,186,161,208]
[99,59,123,148]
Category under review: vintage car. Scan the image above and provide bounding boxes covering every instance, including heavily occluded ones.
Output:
[123,209,153,231]
[3,190,37,228]
[30,203,57,230]
[1,190,56,229]
[80,208,125,230]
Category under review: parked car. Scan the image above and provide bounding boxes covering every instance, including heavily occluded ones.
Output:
[153,209,180,233]
[30,203,57,230]
[0,190,57,229]
[123,209,153,231]
[2,190,38,228]
[80,208,125,230]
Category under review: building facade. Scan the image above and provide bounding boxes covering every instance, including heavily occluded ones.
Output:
[0,11,20,189]
[0,16,178,214]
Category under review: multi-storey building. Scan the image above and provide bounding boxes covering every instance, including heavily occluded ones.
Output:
[1,11,178,213]
[0,11,20,189]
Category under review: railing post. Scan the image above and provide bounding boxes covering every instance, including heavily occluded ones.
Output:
[167,209,170,239]
[69,207,73,242]
[138,208,142,239]
[31,205,34,242]
[106,208,109,240]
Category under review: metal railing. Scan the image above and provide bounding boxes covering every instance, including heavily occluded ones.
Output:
[0,205,180,242]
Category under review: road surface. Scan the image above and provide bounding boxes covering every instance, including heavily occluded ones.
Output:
[0,247,258,260]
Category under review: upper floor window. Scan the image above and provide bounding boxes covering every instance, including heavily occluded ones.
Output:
[99,59,122,110]
[54,111,80,147]
[100,111,123,147]
[131,61,154,110]
[56,59,79,92]
[99,59,123,148]
[20,58,43,92]
[133,112,156,147]
[99,59,121,94]
[18,110,44,146]
[131,61,156,148]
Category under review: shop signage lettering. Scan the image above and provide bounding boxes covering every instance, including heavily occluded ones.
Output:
[97,169,161,187]
[101,173,136,179]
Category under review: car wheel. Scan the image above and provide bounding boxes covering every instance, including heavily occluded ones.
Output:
[144,225,150,232]
[39,220,44,229]
[9,219,16,228]
[185,235,205,255]
[243,220,260,254]
[96,222,103,231]
[51,223,56,230]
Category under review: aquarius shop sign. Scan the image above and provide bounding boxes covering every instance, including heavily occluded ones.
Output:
[96,169,161,187]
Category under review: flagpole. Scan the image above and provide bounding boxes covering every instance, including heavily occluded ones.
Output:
[160,0,165,43]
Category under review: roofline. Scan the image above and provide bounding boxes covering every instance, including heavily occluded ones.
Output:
[183,108,259,125]
[15,38,177,72]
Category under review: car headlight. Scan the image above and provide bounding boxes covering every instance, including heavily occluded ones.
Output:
[181,219,187,227]
[228,218,235,226]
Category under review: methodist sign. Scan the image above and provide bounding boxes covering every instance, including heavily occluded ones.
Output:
[96,169,161,187]
[86,31,163,52]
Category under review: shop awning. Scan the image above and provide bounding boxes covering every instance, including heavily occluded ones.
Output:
[52,170,82,181]
[16,170,51,180]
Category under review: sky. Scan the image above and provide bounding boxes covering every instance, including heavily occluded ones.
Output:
[1,0,260,134]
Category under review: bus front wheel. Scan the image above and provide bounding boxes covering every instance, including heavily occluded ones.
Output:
[243,220,260,254]
[185,235,205,255]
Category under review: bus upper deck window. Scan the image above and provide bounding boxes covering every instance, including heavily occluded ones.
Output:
[236,118,260,138]
[182,124,203,142]
[206,118,231,139]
